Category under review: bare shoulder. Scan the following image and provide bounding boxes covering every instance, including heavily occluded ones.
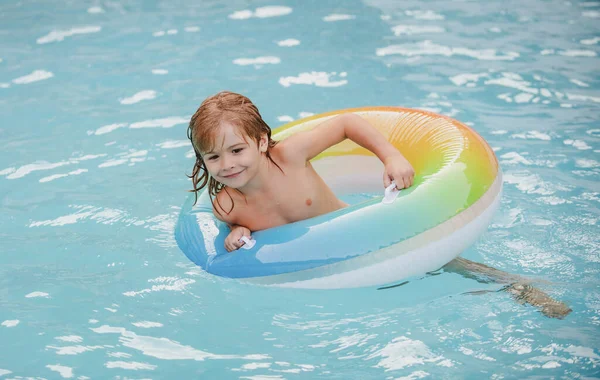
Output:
[272,129,322,167]
[212,187,240,224]
[271,138,306,167]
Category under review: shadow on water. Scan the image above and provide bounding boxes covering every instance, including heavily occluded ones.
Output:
[377,257,573,319]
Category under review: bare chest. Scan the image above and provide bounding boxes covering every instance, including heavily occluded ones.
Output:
[233,165,343,231]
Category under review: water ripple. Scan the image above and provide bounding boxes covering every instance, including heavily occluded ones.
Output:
[377,41,519,60]
[229,6,292,20]
[91,325,270,361]
[36,26,101,44]
[279,72,348,87]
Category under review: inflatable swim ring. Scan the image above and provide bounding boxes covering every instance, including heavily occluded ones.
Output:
[175,107,502,289]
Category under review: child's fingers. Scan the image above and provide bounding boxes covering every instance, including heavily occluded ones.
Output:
[225,239,240,252]
[398,178,406,189]
[383,174,391,188]
[402,177,410,189]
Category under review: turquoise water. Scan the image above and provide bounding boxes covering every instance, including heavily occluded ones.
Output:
[1,0,599,378]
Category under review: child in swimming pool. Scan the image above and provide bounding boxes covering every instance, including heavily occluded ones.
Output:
[186,91,572,319]
[187,91,415,252]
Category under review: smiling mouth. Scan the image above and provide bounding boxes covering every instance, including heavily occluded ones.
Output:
[222,170,244,179]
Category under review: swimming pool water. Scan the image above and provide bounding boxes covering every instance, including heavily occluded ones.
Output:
[1,0,599,378]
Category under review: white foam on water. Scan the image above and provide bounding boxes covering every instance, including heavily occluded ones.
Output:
[503,170,571,195]
[29,205,133,227]
[485,75,538,94]
[255,6,292,18]
[98,159,128,168]
[542,361,561,369]
[506,240,572,274]
[56,336,83,343]
[233,56,281,66]
[566,92,600,103]
[12,70,54,84]
[6,160,69,179]
[152,69,168,75]
[105,361,157,370]
[108,352,132,358]
[129,117,188,129]
[1,320,19,327]
[575,159,599,168]
[242,362,271,370]
[37,26,101,44]
[500,152,533,166]
[94,123,127,135]
[119,90,157,105]
[229,6,292,19]
[377,41,519,61]
[459,346,496,361]
[229,10,253,19]
[46,364,74,378]
[393,25,445,35]
[511,131,552,141]
[123,277,195,297]
[39,168,87,183]
[87,6,104,13]
[156,140,190,149]
[39,173,68,182]
[570,78,590,87]
[47,345,106,355]
[277,115,294,122]
[279,71,348,87]
[323,14,356,22]
[367,336,449,370]
[537,196,571,205]
[581,37,600,45]
[564,139,592,150]
[514,93,534,103]
[132,321,163,328]
[91,324,271,361]
[277,39,300,47]
[25,291,50,298]
[559,49,597,57]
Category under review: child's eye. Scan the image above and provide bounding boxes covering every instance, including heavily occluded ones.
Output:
[232,148,244,154]
[206,155,218,161]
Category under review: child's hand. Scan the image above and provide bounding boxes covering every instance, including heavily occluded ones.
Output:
[384,155,415,190]
[225,225,252,252]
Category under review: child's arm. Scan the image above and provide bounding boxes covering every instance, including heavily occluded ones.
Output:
[212,191,252,252]
[281,113,415,189]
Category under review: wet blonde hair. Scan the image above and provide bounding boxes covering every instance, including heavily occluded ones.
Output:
[187,91,280,214]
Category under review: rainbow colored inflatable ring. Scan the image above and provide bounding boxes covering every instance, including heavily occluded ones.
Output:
[175,107,502,289]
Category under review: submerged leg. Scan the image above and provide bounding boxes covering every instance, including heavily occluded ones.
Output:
[443,257,572,319]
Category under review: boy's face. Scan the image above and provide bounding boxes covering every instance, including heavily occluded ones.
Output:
[201,122,267,188]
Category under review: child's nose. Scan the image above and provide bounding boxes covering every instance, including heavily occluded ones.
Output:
[220,155,234,170]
